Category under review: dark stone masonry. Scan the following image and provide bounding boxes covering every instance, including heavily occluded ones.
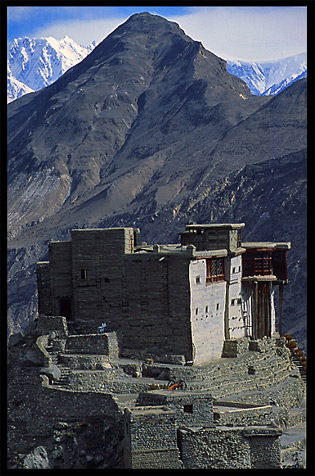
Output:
[7,222,306,469]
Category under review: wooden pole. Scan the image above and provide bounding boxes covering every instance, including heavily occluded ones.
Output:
[279,283,283,336]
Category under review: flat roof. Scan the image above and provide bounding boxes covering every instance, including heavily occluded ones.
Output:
[242,275,278,282]
[126,406,174,416]
[185,223,245,230]
[134,245,228,258]
[72,227,134,232]
[242,242,291,250]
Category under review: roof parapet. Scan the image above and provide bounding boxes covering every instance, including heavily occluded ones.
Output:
[242,242,291,250]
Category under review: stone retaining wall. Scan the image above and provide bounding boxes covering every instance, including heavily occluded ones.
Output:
[59,354,112,370]
[36,315,68,338]
[225,375,305,409]
[65,333,119,358]
[66,370,164,394]
[123,406,182,469]
[178,426,282,469]
[136,390,214,428]
[213,403,288,427]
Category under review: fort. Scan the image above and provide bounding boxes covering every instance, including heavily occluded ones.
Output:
[7,221,306,469]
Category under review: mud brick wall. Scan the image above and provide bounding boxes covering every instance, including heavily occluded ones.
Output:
[40,228,194,361]
[122,253,192,361]
[48,241,72,316]
[166,255,193,360]
[36,262,52,315]
[123,406,182,469]
[71,228,134,332]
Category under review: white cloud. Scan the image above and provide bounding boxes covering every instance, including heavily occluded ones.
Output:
[25,6,307,61]
[31,16,128,46]
[171,7,307,61]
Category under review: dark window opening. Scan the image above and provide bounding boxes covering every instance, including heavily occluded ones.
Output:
[81,269,88,280]
[183,404,193,414]
[213,412,220,421]
[60,298,72,320]
[104,277,110,283]
[206,258,224,282]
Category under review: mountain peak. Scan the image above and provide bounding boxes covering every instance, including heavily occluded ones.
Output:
[105,11,188,45]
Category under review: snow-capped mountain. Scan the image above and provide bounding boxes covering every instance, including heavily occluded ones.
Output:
[227,52,307,96]
[7,62,34,102]
[8,34,307,103]
[7,36,96,103]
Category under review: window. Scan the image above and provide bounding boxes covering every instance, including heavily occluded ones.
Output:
[254,253,272,275]
[205,305,209,314]
[233,267,236,273]
[216,303,220,310]
[196,275,201,284]
[81,269,88,280]
[206,258,224,282]
[60,298,72,320]
[183,404,193,414]
[195,308,199,315]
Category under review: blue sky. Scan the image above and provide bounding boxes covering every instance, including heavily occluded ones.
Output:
[7,6,307,61]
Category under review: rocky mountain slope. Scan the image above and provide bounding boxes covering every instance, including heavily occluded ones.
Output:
[7,36,95,103]
[227,52,307,96]
[7,12,307,350]
[8,36,306,103]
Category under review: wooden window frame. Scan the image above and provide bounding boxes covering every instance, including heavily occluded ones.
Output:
[206,258,224,283]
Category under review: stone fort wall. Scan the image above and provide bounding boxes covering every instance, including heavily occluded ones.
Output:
[37,228,195,362]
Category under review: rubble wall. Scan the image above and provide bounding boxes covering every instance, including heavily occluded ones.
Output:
[123,406,182,469]
[178,426,281,469]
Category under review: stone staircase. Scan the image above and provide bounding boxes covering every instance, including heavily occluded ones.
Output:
[45,344,70,387]
[290,353,306,383]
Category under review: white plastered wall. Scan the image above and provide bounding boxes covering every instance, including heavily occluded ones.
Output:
[227,255,248,339]
[189,259,226,364]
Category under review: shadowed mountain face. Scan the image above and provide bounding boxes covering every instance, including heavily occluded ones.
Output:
[7,13,307,349]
